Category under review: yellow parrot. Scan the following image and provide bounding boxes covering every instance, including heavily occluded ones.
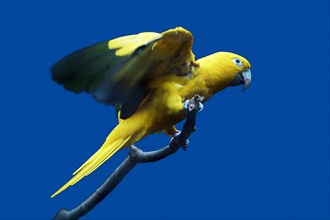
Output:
[50,27,252,198]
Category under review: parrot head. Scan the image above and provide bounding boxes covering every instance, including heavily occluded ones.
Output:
[198,52,251,93]
[227,53,252,91]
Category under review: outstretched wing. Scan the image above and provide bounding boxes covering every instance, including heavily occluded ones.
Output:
[51,27,195,119]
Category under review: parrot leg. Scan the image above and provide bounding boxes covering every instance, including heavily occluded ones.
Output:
[165,125,180,136]
[176,95,204,150]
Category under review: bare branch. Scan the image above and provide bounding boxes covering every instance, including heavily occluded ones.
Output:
[53,95,204,220]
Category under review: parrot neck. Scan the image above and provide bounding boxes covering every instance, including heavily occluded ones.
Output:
[197,54,235,95]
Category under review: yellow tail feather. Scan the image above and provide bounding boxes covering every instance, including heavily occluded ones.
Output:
[51,124,138,198]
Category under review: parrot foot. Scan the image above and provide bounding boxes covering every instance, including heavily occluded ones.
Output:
[184,96,204,113]
[173,131,189,151]
[169,95,203,151]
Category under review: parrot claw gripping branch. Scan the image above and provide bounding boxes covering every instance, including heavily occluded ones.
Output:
[51,27,252,219]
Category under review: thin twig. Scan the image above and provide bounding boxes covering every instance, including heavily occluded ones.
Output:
[53,95,204,220]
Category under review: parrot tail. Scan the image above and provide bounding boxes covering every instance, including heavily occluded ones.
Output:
[51,121,146,198]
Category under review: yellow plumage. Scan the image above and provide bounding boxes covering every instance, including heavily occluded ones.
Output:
[51,27,251,198]
[108,32,161,56]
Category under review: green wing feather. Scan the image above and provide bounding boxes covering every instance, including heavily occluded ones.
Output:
[51,41,122,94]
[51,33,161,116]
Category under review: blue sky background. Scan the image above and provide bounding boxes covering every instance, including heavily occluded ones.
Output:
[1,1,329,219]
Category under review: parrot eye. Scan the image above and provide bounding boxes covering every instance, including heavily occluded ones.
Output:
[233,58,243,67]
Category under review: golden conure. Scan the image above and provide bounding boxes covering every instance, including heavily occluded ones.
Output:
[50,27,252,198]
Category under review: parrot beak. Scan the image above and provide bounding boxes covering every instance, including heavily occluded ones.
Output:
[241,69,252,91]
[230,69,252,91]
